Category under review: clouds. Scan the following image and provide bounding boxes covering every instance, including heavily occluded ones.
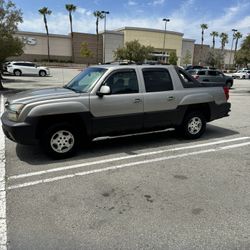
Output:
[18,0,250,49]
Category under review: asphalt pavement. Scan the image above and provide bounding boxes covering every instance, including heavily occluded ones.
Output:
[1,69,250,250]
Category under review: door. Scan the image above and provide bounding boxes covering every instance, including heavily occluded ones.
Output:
[90,69,143,136]
[141,68,180,129]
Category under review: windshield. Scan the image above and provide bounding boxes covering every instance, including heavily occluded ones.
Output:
[64,67,107,93]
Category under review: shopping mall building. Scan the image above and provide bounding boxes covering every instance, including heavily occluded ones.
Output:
[13,27,196,66]
[13,27,234,66]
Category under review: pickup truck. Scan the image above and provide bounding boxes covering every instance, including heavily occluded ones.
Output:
[1,65,231,158]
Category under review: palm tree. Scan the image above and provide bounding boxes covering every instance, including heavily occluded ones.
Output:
[233,31,243,64]
[65,4,77,62]
[39,7,52,62]
[210,31,219,49]
[220,32,228,51]
[200,23,208,64]
[200,24,208,45]
[93,11,104,63]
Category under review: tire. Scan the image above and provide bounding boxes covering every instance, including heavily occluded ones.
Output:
[242,75,245,79]
[41,123,79,159]
[13,69,22,76]
[180,111,206,139]
[39,70,46,77]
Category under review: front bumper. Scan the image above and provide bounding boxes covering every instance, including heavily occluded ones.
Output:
[1,112,38,145]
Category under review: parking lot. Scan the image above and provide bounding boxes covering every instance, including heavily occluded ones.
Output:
[1,68,250,249]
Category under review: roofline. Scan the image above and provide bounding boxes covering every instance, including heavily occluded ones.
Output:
[15,30,71,38]
[183,38,196,42]
[99,30,124,35]
[114,27,184,37]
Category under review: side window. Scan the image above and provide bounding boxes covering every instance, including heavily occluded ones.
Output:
[142,68,173,92]
[208,70,217,76]
[197,71,206,75]
[104,70,139,94]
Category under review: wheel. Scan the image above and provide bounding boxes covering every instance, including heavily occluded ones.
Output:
[41,123,79,159]
[14,69,22,76]
[180,111,206,139]
[39,70,46,77]
[242,75,245,79]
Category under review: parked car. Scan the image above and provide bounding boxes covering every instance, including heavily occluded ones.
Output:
[2,65,231,159]
[187,69,234,88]
[2,61,11,72]
[184,65,204,71]
[6,61,50,77]
[232,70,250,79]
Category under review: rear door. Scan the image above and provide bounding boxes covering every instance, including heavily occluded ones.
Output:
[141,68,180,129]
[90,69,143,136]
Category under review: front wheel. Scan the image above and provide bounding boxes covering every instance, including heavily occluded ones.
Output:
[179,111,206,139]
[41,123,79,159]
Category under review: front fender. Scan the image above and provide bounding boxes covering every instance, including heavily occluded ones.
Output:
[21,101,89,120]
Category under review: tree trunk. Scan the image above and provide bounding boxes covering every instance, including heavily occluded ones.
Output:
[96,19,99,64]
[44,15,50,62]
[69,13,75,63]
[0,65,4,90]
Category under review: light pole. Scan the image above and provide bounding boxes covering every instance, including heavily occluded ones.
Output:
[101,10,109,63]
[229,29,237,68]
[162,18,170,63]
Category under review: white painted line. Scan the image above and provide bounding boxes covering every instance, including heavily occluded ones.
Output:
[8,148,215,190]
[9,136,250,180]
[0,95,7,249]
[219,141,250,150]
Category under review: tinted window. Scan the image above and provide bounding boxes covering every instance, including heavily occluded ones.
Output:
[104,70,139,94]
[208,70,217,76]
[197,71,206,75]
[142,68,173,92]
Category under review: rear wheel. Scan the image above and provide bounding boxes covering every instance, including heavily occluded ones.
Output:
[39,70,46,77]
[179,111,206,139]
[41,123,79,159]
[13,69,22,76]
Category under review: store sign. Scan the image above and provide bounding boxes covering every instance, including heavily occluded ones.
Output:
[20,36,37,46]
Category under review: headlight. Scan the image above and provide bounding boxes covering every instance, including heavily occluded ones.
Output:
[7,103,24,121]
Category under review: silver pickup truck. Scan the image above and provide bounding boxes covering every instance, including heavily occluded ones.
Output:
[1,65,231,158]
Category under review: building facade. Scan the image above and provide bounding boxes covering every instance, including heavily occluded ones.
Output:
[12,28,196,66]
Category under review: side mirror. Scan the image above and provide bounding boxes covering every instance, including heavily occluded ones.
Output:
[97,85,111,97]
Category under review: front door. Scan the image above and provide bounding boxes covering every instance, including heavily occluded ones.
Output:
[90,69,143,136]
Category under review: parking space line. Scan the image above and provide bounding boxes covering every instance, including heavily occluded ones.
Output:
[0,95,7,249]
[8,149,216,190]
[9,136,250,180]
[7,140,250,190]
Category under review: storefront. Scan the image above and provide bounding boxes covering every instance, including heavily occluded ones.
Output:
[12,28,195,66]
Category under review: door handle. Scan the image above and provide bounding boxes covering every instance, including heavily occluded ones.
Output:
[134,98,142,103]
[167,96,175,101]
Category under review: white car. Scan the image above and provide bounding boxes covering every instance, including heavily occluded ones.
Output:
[232,70,250,79]
[7,61,50,77]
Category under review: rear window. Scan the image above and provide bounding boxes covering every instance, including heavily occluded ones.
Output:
[142,68,173,92]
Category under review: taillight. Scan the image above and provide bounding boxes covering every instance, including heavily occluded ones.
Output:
[223,86,229,100]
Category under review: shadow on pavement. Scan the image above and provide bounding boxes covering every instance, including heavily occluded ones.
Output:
[15,124,239,166]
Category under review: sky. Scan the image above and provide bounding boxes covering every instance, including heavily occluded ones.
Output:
[13,0,250,49]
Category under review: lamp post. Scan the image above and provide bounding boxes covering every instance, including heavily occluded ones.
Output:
[229,29,237,68]
[101,10,110,63]
[162,18,170,63]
